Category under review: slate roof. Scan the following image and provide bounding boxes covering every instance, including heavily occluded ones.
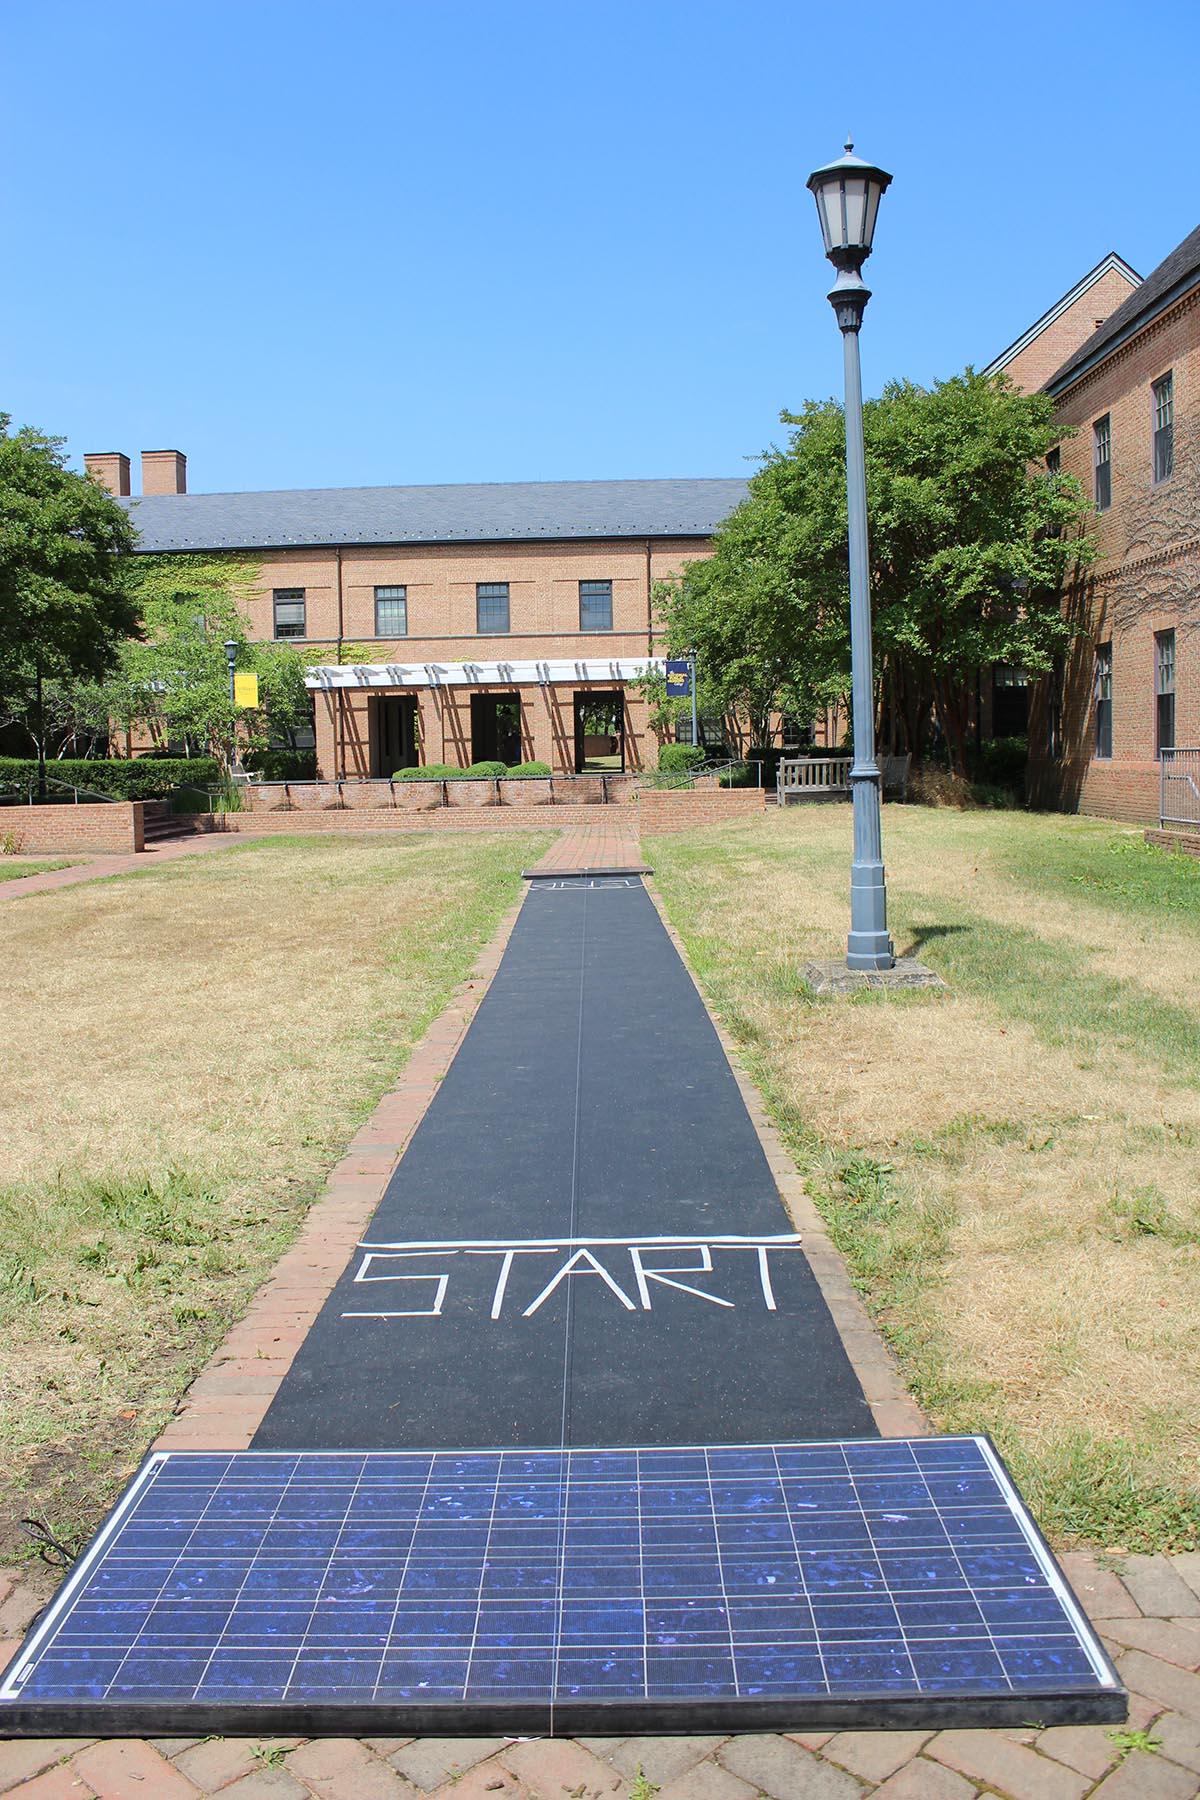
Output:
[1045,223,1200,394]
[118,477,751,554]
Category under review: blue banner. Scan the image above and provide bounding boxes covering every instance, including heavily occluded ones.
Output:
[665,658,692,698]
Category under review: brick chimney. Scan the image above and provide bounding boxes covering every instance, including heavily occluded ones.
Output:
[141,449,187,495]
[84,452,131,496]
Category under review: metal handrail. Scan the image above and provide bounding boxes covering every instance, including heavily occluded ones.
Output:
[1160,747,1200,830]
[0,775,120,806]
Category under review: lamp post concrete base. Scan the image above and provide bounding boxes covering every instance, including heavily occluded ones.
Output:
[803,957,946,996]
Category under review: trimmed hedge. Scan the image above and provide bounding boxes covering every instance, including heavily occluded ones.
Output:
[393,760,529,781]
[0,756,220,799]
[658,743,705,773]
[503,761,552,778]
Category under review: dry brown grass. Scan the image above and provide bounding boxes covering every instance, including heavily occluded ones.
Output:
[648,806,1200,1546]
[0,832,549,1547]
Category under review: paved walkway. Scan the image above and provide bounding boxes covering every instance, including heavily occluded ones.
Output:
[524,816,645,872]
[0,834,236,900]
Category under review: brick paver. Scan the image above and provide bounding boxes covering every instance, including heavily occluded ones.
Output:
[717,1733,867,1798]
[3,1769,96,1800]
[1088,1749,1200,1798]
[285,1737,419,1798]
[70,1739,200,1799]
[927,1729,1091,1800]
[388,1738,507,1791]
[656,1761,758,1800]
[869,1763,979,1800]
[526,819,644,872]
[823,1731,934,1783]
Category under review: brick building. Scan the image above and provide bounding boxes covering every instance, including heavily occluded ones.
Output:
[986,229,1200,824]
[84,454,747,777]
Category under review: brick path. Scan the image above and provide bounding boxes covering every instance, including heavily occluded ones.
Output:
[2,833,1196,1797]
[0,834,237,901]
[524,817,646,872]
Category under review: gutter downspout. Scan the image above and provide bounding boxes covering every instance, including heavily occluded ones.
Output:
[645,539,653,652]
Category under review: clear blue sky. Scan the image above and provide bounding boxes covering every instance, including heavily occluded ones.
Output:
[3,0,1196,495]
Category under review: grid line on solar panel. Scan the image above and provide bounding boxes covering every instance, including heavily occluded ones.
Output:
[0,1440,1117,1709]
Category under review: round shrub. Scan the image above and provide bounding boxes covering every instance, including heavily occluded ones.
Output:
[463,761,507,778]
[504,761,552,778]
[658,743,705,773]
[394,765,456,780]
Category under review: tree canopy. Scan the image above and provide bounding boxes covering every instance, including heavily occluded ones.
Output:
[654,369,1095,772]
[0,416,140,709]
[111,555,312,775]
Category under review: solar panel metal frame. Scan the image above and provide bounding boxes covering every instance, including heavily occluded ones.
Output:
[0,1436,1125,1738]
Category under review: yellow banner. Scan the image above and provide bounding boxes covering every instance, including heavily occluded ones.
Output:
[233,672,259,708]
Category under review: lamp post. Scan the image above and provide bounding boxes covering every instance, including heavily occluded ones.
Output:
[224,639,239,775]
[807,140,895,971]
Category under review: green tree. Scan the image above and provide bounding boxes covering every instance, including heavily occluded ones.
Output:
[0,417,140,787]
[117,555,313,776]
[657,370,1096,775]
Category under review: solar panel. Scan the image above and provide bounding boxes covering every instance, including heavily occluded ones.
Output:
[0,1437,1123,1736]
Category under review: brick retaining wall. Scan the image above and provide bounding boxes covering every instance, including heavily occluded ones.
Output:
[0,802,145,854]
[636,787,767,832]
[1146,827,1200,858]
[219,804,614,834]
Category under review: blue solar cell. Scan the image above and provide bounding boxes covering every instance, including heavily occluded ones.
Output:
[0,1438,1123,1730]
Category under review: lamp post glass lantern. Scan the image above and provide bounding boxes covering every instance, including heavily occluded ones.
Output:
[807,140,895,970]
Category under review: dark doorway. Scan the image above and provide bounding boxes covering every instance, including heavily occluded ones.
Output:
[471,693,523,766]
[371,696,418,776]
[991,665,1030,738]
[574,689,625,772]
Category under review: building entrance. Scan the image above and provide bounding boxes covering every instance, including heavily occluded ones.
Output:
[574,689,625,772]
[371,696,418,776]
[470,693,522,765]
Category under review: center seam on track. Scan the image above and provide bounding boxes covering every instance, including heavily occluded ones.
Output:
[550,881,591,1729]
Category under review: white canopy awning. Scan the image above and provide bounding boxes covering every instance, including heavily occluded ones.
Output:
[304,657,666,692]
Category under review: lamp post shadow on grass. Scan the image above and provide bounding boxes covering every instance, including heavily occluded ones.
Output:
[895,921,972,961]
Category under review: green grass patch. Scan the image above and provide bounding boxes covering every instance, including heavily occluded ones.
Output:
[894,892,1200,1084]
[1002,824,1200,923]
[0,859,77,880]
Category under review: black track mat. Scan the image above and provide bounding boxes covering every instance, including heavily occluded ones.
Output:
[254,879,875,1450]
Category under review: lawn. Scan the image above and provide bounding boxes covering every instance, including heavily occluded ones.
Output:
[647,805,1200,1552]
[0,858,78,880]
[0,831,550,1556]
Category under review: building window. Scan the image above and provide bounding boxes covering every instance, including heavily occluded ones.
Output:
[374,585,408,636]
[1153,373,1174,482]
[1156,629,1176,756]
[579,579,613,632]
[1046,447,1061,475]
[1093,415,1111,511]
[1094,641,1113,759]
[476,582,509,634]
[273,588,306,639]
